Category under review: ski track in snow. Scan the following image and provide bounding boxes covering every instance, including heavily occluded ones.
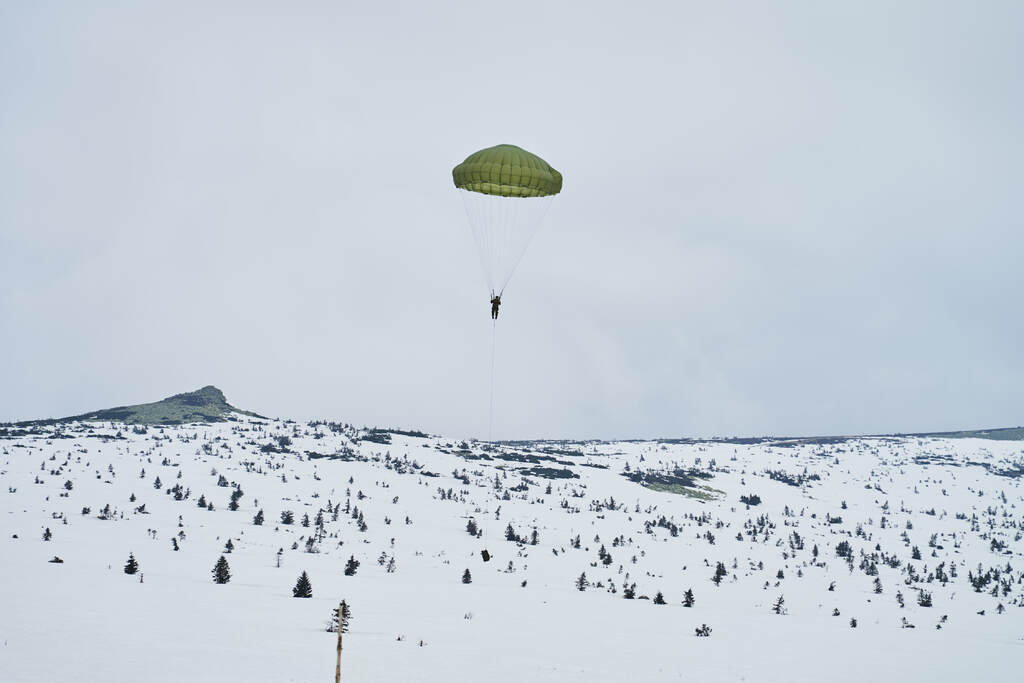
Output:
[1,416,1023,682]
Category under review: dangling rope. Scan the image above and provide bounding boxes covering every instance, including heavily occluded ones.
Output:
[488,317,497,442]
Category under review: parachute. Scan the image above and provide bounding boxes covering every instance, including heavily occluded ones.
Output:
[452,144,562,300]
[453,143,562,440]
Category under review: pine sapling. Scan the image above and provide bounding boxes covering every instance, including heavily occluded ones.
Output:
[293,571,313,598]
[212,556,231,584]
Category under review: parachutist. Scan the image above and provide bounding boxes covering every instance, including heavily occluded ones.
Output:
[453,144,561,321]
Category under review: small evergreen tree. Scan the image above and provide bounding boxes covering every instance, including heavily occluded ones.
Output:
[576,572,589,591]
[712,562,727,586]
[462,568,472,584]
[123,553,139,575]
[327,601,351,633]
[344,555,360,576]
[281,510,294,525]
[873,577,883,594]
[466,518,478,536]
[623,583,636,599]
[253,509,264,526]
[682,588,695,607]
[42,528,52,541]
[293,571,313,598]
[212,555,231,584]
[772,595,785,614]
[653,591,666,605]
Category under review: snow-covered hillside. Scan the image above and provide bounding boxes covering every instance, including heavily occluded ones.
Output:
[2,416,1022,682]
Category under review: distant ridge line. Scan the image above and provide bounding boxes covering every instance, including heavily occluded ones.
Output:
[4,386,1020,442]
[8,385,265,427]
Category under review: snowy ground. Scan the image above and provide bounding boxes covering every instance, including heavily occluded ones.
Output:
[2,417,1022,682]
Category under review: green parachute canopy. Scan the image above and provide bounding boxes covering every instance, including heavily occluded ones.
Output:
[452,144,562,198]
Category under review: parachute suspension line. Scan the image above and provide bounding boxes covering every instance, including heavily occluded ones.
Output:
[497,194,553,295]
[461,190,494,295]
[491,317,499,440]
[459,189,555,298]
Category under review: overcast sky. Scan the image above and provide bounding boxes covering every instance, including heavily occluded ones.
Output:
[2,1,1022,439]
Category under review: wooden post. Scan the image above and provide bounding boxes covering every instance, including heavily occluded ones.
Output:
[335,602,343,683]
